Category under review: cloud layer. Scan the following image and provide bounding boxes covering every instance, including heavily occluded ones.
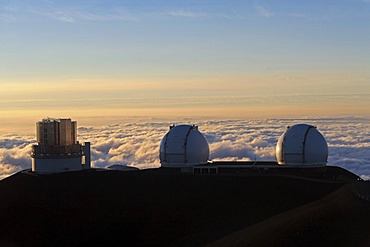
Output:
[1,117,369,180]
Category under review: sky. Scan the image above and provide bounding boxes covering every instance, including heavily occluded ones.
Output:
[1,0,370,128]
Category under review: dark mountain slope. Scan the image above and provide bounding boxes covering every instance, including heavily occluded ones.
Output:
[208,183,370,247]
[0,168,363,247]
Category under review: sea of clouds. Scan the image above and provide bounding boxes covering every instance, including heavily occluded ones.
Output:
[1,117,369,180]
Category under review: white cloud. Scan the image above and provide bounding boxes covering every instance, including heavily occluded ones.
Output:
[0,14,17,23]
[34,9,138,23]
[210,140,254,161]
[76,11,138,22]
[255,4,273,17]
[27,5,244,23]
[0,3,18,22]
[1,117,369,180]
[0,135,33,180]
[46,11,75,22]
[167,10,207,18]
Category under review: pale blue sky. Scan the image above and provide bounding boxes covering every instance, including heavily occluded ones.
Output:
[1,0,370,120]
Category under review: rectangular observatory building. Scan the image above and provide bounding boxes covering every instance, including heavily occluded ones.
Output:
[31,118,90,173]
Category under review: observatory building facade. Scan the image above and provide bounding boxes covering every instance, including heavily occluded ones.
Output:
[159,124,209,168]
[31,118,91,173]
[276,124,328,167]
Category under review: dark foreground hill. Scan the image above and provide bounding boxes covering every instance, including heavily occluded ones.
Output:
[0,168,369,247]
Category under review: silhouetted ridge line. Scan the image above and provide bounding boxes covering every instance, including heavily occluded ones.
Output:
[1,167,367,246]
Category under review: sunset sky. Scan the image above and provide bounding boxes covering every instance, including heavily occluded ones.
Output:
[1,0,370,131]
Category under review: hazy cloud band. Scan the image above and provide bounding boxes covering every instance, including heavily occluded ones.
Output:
[1,117,369,180]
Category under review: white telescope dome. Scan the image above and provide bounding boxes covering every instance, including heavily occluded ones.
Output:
[159,124,210,167]
[276,124,328,166]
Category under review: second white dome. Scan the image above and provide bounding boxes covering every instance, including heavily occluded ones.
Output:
[276,124,328,166]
